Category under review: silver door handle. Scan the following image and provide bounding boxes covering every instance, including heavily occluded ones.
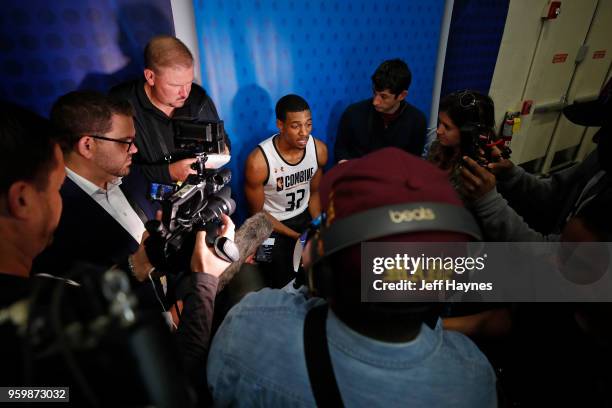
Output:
[533,100,568,114]
[572,94,598,104]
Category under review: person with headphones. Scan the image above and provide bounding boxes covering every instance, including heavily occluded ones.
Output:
[208,148,496,407]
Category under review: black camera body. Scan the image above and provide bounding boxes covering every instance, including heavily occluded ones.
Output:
[145,119,237,274]
[460,122,511,166]
[173,119,227,158]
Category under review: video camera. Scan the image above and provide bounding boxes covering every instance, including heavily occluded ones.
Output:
[145,119,238,274]
[173,119,228,158]
[460,122,512,166]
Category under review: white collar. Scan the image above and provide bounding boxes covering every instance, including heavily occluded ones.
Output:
[65,166,122,196]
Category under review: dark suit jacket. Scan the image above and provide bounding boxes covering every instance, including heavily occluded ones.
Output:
[33,166,158,276]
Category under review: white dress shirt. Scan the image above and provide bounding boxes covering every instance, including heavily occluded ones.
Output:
[65,167,146,243]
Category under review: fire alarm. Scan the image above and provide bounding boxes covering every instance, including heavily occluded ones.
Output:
[543,1,561,20]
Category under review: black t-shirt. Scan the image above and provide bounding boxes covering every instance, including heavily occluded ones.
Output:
[110,79,228,184]
[334,98,427,162]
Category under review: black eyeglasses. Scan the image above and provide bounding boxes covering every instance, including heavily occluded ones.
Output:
[89,135,134,152]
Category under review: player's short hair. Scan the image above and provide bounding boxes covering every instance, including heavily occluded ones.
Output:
[275,94,311,121]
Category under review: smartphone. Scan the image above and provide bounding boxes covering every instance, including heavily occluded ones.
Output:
[254,238,275,263]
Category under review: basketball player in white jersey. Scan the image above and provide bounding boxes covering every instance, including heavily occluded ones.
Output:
[245,94,328,287]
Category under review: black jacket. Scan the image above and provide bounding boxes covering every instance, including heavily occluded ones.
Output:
[334,98,427,162]
[28,167,219,404]
[110,79,226,184]
[32,169,157,274]
[31,167,169,310]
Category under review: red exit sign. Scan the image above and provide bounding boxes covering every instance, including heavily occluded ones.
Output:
[593,50,606,59]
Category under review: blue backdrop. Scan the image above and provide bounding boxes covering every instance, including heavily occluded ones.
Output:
[0,0,174,116]
[193,0,446,221]
[1,0,450,224]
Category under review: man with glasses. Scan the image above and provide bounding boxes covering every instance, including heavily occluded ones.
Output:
[1,101,237,405]
[33,91,161,305]
[333,58,427,163]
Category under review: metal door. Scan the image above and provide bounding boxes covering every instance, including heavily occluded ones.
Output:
[511,0,598,167]
[542,0,612,172]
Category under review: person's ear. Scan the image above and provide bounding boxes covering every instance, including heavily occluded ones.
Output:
[144,68,155,86]
[76,136,94,159]
[276,119,284,132]
[398,90,408,101]
[6,181,36,220]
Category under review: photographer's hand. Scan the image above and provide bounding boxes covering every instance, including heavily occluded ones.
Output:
[460,156,497,201]
[486,145,514,176]
[191,213,236,277]
[169,158,198,182]
[130,211,163,281]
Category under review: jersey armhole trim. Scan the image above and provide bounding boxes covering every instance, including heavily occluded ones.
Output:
[257,145,270,186]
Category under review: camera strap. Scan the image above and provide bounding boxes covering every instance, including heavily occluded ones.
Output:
[158,133,172,162]
[139,111,172,162]
[303,303,344,407]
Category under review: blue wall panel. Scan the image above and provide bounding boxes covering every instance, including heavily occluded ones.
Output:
[440,0,509,96]
[0,0,174,116]
[193,0,445,221]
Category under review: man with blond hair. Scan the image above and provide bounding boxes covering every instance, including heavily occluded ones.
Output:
[111,35,229,184]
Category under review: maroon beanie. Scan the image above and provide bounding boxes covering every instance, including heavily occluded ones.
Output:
[318,148,472,307]
[321,147,464,228]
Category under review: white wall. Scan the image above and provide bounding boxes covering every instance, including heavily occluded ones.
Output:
[170,0,202,84]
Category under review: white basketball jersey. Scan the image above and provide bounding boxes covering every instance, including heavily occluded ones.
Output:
[258,134,318,221]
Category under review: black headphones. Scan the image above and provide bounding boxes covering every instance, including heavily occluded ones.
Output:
[305,201,482,298]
